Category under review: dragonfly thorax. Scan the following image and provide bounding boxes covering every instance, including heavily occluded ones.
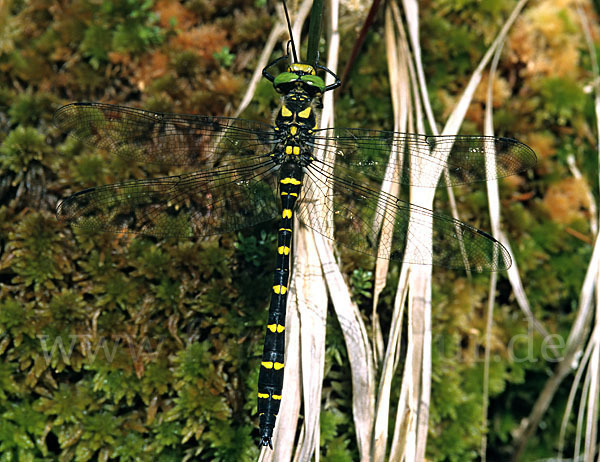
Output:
[271,89,318,167]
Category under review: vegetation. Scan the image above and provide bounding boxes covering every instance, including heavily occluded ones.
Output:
[0,0,597,460]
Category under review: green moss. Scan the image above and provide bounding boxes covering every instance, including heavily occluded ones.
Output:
[3,401,48,451]
[7,92,55,126]
[78,0,163,68]
[0,0,593,458]
[81,25,112,69]
[0,126,48,172]
[172,50,201,78]
[536,76,587,125]
[212,46,235,68]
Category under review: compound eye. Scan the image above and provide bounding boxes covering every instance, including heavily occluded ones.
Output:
[274,72,299,93]
[300,75,326,94]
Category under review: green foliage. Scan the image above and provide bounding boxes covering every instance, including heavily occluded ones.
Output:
[0,126,49,173]
[536,76,587,125]
[320,315,359,460]
[204,423,258,461]
[350,268,373,301]
[81,25,112,69]
[7,92,55,127]
[0,1,263,451]
[0,401,47,457]
[427,329,481,460]
[320,409,354,462]
[9,214,65,290]
[234,229,276,268]
[79,0,163,69]
[213,46,235,68]
[422,18,482,89]
[338,34,392,130]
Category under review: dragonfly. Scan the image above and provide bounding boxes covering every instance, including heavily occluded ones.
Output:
[54,24,536,452]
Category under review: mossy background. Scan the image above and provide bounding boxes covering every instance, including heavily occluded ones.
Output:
[0,0,596,460]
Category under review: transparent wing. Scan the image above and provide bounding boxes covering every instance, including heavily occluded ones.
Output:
[56,160,281,238]
[55,102,284,236]
[297,163,510,271]
[309,128,536,187]
[54,102,279,167]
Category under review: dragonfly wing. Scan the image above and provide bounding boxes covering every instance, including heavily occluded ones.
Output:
[54,102,278,167]
[57,160,281,237]
[299,163,510,270]
[310,128,536,187]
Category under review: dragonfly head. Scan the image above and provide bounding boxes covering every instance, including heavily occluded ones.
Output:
[273,63,326,97]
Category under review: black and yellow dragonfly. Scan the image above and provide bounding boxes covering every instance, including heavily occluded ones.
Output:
[54,40,536,450]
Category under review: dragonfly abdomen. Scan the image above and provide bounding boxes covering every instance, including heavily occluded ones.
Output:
[257,162,304,448]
